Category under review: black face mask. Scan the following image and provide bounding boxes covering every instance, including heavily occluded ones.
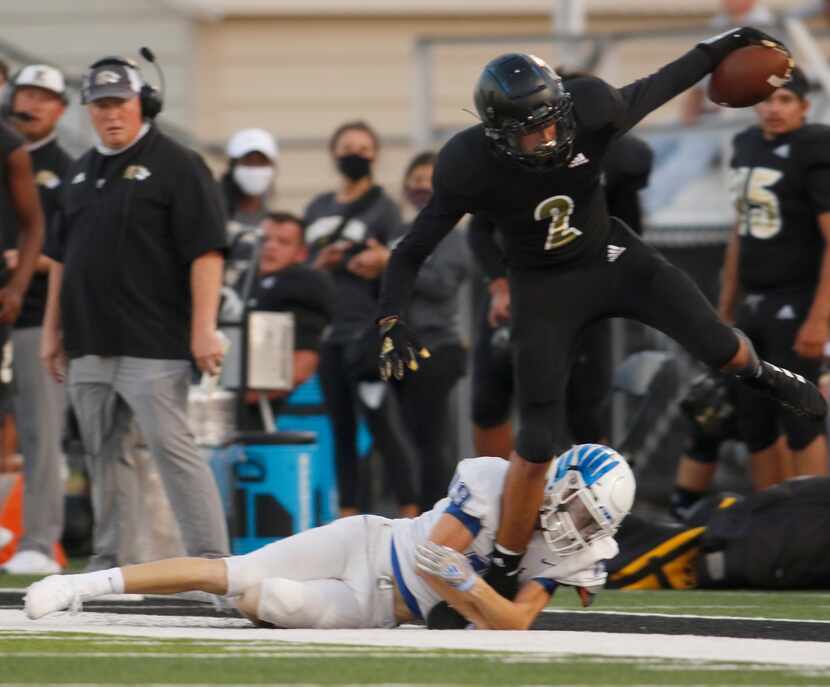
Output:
[336,154,372,181]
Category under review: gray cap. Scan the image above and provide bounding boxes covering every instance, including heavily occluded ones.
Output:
[81,61,142,104]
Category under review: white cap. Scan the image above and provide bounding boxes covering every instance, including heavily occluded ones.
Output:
[226,128,278,161]
[15,65,66,99]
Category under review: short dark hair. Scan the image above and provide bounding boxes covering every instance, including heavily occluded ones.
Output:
[328,119,380,154]
[263,211,306,243]
[403,150,437,182]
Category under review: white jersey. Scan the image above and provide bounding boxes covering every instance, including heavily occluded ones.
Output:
[390,457,618,621]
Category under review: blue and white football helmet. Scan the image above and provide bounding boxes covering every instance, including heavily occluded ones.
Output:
[540,444,635,557]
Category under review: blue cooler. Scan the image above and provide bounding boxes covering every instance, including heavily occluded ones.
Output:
[229,431,317,554]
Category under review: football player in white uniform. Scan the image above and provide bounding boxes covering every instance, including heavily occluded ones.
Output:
[24,444,634,630]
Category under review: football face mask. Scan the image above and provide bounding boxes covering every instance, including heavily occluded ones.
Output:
[539,444,635,557]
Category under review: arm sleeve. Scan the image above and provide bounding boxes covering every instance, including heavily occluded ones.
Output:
[170,150,229,263]
[615,47,715,135]
[378,169,468,318]
[411,229,470,302]
[467,214,507,280]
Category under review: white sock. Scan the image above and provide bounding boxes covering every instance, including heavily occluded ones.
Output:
[494,543,523,557]
[73,568,125,598]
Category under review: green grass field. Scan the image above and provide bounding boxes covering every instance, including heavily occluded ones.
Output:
[2,577,829,686]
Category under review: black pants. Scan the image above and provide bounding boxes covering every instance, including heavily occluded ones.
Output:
[392,342,466,510]
[734,289,824,452]
[512,220,738,462]
[472,303,610,443]
[319,341,418,510]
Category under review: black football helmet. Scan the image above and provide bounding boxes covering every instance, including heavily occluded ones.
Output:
[474,53,576,170]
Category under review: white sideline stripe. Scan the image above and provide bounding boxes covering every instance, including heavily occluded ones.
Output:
[542,608,830,624]
[0,610,829,668]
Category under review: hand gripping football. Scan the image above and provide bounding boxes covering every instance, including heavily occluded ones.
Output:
[708,44,795,108]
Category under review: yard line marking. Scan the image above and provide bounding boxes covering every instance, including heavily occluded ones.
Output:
[542,608,830,624]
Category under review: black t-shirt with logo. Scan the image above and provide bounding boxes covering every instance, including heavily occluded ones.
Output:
[2,137,72,328]
[380,47,714,316]
[304,186,401,342]
[730,123,830,293]
[239,264,335,352]
[45,126,228,359]
[0,122,24,257]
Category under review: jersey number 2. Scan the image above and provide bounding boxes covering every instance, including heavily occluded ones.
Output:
[730,167,783,239]
[535,195,583,250]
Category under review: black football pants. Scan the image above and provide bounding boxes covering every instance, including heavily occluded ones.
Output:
[511,220,738,462]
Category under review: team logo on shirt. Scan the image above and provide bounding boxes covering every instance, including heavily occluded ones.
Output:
[35,170,61,189]
[123,165,151,181]
[71,172,86,184]
[535,194,582,250]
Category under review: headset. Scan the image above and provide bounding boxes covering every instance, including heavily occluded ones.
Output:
[0,66,68,122]
[82,47,165,120]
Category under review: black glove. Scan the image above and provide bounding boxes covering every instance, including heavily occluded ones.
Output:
[482,547,523,601]
[377,316,430,381]
[698,26,791,65]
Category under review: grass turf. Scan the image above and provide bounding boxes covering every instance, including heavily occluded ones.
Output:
[1,632,829,686]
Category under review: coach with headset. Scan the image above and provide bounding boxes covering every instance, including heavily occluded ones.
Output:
[41,54,230,568]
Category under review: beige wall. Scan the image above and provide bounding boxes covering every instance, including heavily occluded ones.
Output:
[192,11,818,213]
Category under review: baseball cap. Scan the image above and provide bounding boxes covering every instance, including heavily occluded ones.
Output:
[226,128,279,161]
[15,65,67,101]
[781,66,810,100]
[81,59,142,104]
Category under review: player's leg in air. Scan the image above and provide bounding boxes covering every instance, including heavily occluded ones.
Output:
[24,516,399,629]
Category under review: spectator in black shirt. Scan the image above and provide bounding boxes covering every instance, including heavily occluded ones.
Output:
[238,211,335,429]
[0,65,71,575]
[41,56,229,570]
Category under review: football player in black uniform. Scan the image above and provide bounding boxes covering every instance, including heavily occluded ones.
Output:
[378,28,826,597]
[719,67,829,490]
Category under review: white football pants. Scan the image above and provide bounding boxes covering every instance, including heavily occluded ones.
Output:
[224,515,397,629]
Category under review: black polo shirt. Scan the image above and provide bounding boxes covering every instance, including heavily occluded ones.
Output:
[3,136,72,328]
[46,125,227,360]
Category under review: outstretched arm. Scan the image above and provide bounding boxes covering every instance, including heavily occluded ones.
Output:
[616,28,791,134]
[416,537,552,630]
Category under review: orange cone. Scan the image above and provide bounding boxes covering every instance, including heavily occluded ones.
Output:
[0,474,67,568]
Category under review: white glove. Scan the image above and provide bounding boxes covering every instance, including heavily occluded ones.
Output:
[415,542,477,592]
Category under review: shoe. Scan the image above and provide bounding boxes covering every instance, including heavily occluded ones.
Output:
[0,526,12,550]
[0,550,61,575]
[24,575,81,619]
[741,361,827,420]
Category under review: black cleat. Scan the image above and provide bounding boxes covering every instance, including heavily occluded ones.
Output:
[740,361,827,420]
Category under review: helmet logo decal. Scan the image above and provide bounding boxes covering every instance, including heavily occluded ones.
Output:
[534,195,582,250]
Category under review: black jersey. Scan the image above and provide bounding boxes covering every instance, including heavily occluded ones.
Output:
[240,264,335,352]
[380,46,713,317]
[730,124,830,293]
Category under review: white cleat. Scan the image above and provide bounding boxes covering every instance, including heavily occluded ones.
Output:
[1,550,62,575]
[24,575,82,620]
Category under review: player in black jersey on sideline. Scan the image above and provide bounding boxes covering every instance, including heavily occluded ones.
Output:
[719,67,829,489]
[378,27,827,602]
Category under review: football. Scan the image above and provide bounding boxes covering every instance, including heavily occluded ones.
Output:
[707,44,794,108]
